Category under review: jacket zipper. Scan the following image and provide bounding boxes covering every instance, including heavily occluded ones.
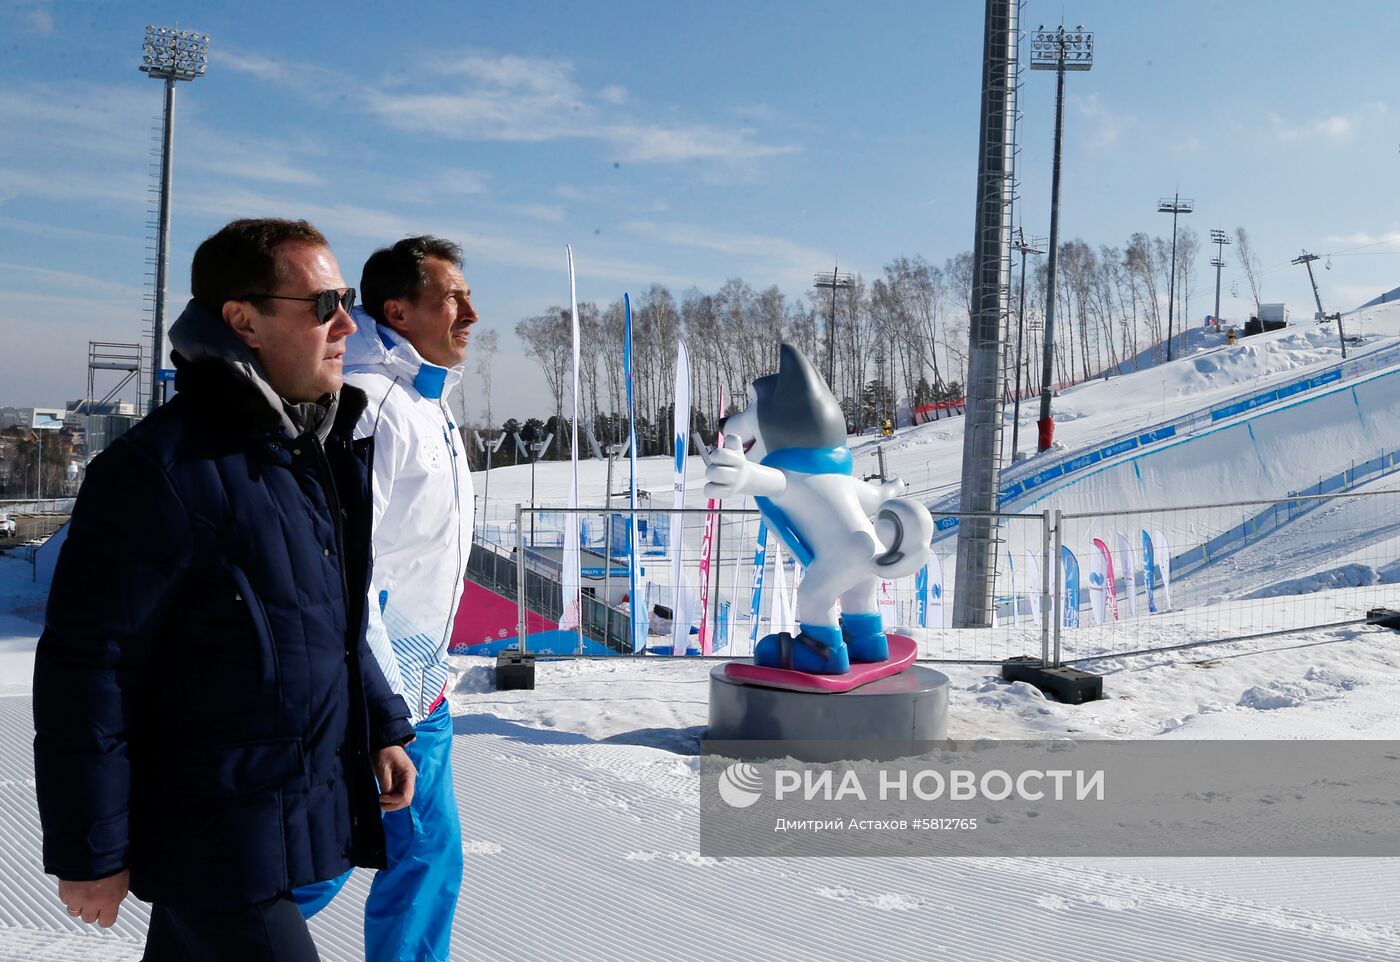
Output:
[308,438,353,640]
[431,397,464,719]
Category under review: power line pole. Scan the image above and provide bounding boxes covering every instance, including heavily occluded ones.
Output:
[1293,251,1345,358]
[813,267,854,393]
[1009,228,1045,459]
[1030,23,1094,452]
[1210,228,1231,326]
[139,25,210,415]
[1157,194,1194,362]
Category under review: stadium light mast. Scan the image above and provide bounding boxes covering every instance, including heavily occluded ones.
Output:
[1010,228,1046,459]
[814,267,855,392]
[1030,23,1093,451]
[1210,228,1231,326]
[1157,193,1193,361]
[139,25,210,414]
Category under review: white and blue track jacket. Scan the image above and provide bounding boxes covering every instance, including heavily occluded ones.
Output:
[344,307,474,725]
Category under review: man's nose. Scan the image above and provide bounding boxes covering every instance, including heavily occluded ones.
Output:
[329,306,356,338]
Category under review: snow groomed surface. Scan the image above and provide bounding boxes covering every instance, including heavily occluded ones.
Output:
[936,336,1400,532]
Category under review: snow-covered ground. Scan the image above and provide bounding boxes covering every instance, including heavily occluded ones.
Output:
[473,303,1400,660]
[475,301,1400,525]
[6,546,1400,959]
[7,307,1400,960]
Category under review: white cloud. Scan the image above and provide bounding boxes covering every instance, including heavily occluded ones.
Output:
[1267,104,1385,143]
[0,84,154,158]
[0,262,143,297]
[604,123,799,163]
[24,7,53,34]
[386,168,491,205]
[1320,230,1400,250]
[215,48,289,81]
[515,204,566,224]
[361,50,797,166]
[1071,93,1127,149]
[622,219,836,287]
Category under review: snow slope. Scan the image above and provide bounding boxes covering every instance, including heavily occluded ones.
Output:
[6,579,1400,960]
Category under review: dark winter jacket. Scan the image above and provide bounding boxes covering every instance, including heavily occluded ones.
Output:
[33,310,414,911]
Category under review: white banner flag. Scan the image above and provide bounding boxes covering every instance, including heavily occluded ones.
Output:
[1115,531,1137,618]
[770,542,798,636]
[1025,549,1042,626]
[560,247,583,646]
[1006,550,1020,627]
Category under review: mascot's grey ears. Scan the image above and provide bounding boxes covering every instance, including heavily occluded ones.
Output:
[753,343,848,452]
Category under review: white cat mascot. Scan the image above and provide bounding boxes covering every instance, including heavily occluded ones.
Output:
[705,344,933,674]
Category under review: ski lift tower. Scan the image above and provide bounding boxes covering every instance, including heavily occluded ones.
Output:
[1293,251,1345,358]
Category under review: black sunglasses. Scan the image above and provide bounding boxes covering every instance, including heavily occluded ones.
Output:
[246,288,356,324]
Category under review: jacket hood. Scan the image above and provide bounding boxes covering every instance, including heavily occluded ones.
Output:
[168,299,339,442]
[344,306,463,401]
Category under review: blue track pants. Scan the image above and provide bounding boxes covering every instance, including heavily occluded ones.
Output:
[294,702,462,961]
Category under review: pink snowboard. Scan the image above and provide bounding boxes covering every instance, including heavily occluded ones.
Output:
[724,634,917,694]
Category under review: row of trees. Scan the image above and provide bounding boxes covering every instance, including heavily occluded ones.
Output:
[0,428,78,499]
[465,226,1262,465]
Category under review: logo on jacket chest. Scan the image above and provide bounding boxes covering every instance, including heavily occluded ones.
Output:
[418,439,447,473]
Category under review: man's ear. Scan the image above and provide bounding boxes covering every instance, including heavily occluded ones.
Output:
[381,298,409,335]
[223,299,262,350]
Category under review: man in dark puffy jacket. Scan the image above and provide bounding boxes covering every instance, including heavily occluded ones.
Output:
[33,218,417,962]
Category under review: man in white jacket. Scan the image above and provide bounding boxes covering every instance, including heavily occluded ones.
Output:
[293,236,476,962]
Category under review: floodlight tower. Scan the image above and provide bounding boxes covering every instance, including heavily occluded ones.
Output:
[951,0,1019,629]
[1009,228,1045,459]
[1030,23,1094,451]
[139,25,210,414]
[1210,228,1231,326]
[814,267,855,391]
[1157,193,1193,361]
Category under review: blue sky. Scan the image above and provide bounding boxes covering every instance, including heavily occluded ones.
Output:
[2,0,1398,419]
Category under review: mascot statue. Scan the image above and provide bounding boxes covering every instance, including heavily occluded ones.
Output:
[704,344,933,676]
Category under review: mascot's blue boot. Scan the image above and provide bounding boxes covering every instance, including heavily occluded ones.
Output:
[840,611,889,663]
[754,623,850,674]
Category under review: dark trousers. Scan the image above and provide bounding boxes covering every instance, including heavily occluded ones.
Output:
[143,895,320,962]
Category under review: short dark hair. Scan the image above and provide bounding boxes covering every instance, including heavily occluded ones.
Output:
[190,218,329,312]
[360,236,464,325]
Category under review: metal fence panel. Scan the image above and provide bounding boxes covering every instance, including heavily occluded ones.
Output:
[1054,487,1400,662]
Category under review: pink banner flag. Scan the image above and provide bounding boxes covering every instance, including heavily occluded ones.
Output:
[695,389,724,654]
[1092,537,1119,622]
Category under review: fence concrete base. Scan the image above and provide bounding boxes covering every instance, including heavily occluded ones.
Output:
[707,664,949,756]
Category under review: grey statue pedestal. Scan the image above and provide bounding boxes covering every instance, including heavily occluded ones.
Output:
[707,663,950,760]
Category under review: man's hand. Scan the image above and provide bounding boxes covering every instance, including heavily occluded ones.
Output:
[58,870,129,928]
[374,745,416,812]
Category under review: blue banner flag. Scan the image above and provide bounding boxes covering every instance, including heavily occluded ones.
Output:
[748,520,769,648]
[1060,545,1081,628]
[1141,529,1157,614]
